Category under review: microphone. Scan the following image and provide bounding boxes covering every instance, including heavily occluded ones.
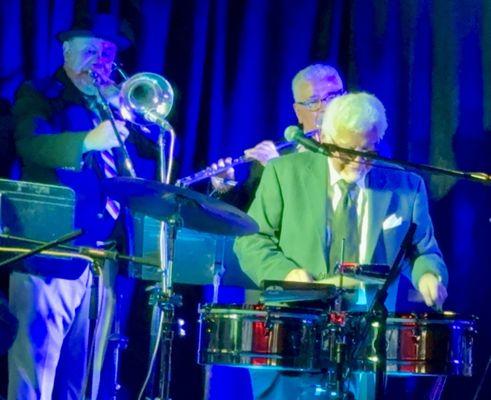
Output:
[283,125,330,155]
[283,125,377,162]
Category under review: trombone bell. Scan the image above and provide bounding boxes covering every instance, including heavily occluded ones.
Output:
[119,72,174,127]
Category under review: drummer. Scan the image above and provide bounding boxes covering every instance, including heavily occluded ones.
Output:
[234,92,448,399]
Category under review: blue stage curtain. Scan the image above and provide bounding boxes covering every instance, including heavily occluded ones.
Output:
[1,1,491,399]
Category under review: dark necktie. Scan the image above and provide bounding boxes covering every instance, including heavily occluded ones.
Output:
[329,180,359,272]
[85,96,121,220]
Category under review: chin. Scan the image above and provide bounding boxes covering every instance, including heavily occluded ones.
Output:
[340,167,368,183]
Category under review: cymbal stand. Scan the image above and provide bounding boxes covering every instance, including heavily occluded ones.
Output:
[212,236,226,304]
[137,112,180,399]
[202,237,226,400]
[156,119,180,400]
[141,212,183,400]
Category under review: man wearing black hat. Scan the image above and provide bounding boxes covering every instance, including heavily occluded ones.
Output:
[8,15,156,399]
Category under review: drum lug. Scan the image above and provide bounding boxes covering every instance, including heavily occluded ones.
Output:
[411,326,422,344]
[264,313,273,335]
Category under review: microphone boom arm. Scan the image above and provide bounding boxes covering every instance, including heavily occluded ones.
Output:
[291,132,491,184]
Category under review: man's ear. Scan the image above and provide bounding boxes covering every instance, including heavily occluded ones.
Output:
[293,102,304,125]
[62,41,70,57]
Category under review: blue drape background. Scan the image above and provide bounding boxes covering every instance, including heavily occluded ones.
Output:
[1,1,491,399]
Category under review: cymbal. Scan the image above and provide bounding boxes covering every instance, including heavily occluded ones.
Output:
[102,177,259,236]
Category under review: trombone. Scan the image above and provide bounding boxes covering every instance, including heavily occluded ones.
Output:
[91,65,176,184]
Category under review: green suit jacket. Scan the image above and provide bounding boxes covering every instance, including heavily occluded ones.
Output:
[234,151,448,308]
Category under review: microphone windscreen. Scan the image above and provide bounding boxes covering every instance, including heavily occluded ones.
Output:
[283,125,303,142]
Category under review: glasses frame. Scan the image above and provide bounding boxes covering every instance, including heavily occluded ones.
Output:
[296,89,346,111]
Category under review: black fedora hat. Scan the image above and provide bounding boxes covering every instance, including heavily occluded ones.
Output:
[57,13,132,50]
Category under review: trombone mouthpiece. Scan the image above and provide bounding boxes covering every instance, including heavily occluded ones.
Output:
[88,70,103,87]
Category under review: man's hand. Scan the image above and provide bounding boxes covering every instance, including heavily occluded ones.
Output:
[284,268,313,283]
[244,140,279,166]
[83,120,129,152]
[210,157,236,193]
[418,273,448,308]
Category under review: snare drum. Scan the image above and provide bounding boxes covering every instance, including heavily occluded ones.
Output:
[198,304,331,371]
[355,312,477,376]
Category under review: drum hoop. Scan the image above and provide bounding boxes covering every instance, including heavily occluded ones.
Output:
[387,318,475,325]
[198,304,323,319]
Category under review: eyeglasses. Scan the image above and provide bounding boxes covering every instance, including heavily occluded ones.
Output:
[296,89,346,111]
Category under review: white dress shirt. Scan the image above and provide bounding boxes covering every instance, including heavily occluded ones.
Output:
[327,158,370,264]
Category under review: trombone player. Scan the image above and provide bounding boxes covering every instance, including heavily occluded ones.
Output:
[9,14,157,399]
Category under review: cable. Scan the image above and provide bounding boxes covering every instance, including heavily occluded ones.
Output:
[137,310,164,400]
[473,353,491,400]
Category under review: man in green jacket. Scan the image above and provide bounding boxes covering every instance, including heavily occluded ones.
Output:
[234,92,448,399]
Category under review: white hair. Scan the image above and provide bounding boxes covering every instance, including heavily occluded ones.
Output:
[321,92,388,142]
[291,64,343,102]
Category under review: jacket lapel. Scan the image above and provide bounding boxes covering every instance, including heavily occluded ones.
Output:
[300,153,328,248]
[364,166,391,263]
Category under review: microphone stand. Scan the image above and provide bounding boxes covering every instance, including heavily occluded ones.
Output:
[0,233,160,269]
[351,223,417,400]
[0,230,83,268]
[291,134,491,184]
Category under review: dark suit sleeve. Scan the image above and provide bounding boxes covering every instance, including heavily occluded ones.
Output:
[409,176,449,287]
[217,161,263,211]
[234,161,300,286]
[0,99,15,178]
[13,82,87,170]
